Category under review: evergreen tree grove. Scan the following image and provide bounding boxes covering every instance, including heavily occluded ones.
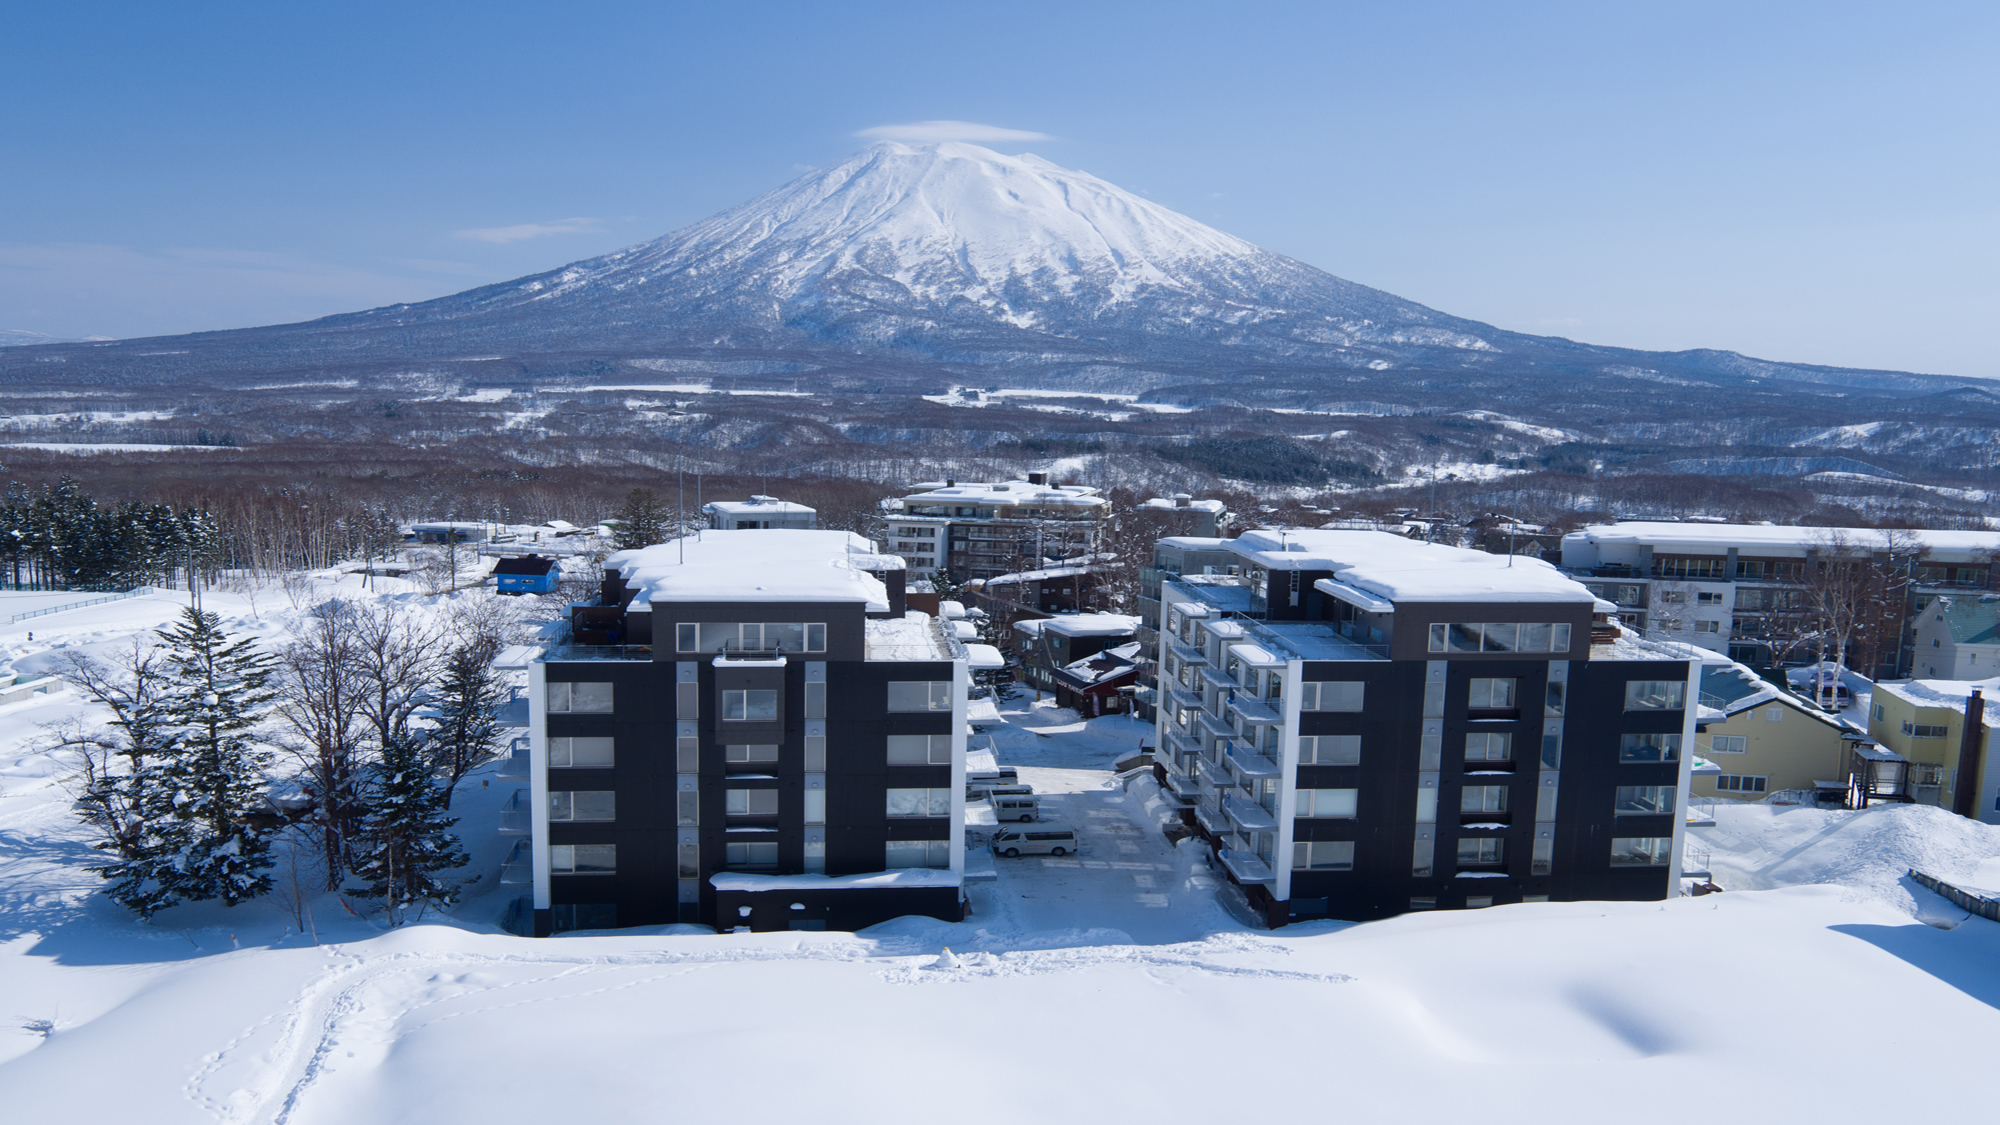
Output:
[352,727,475,925]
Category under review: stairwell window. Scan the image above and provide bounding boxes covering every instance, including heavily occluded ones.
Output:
[725,744,780,767]
[1465,732,1513,762]
[725,789,779,816]
[1461,785,1509,814]
[1457,838,1504,867]
[722,690,779,722]
[725,841,779,869]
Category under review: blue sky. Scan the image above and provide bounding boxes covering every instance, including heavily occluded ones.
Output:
[3,1,1995,377]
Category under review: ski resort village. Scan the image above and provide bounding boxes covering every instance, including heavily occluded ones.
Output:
[1,485,1998,1122]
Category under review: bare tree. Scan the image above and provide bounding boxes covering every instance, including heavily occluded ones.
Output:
[275,600,371,888]
[348,600,445,748]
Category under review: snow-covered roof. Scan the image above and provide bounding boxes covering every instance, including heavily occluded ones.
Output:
[1929,598,2000,646]
[1226,529,1594,605]
[607,530,894,611]
[1141,497,1227,513]
[1875,677,2000,726]
[1039,613,1139,638]
[894,479,1107,509]
[1567,522,2000,560]
[938,599,967,619]
[708,869,962,891]
[864,614,953,662]
[702,496,816,516]
[978,562,1109,586]
[965,643,1006,670]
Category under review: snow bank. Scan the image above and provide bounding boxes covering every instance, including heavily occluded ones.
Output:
[1695,801,2000,914]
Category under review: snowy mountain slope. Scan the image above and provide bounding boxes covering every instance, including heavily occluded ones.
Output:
[3,143,1975,397]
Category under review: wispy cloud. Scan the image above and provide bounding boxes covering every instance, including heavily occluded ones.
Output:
[454,217,602,244]
[854,120,1050,144]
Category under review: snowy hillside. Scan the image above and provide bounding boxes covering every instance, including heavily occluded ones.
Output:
[4,580,2000,1122]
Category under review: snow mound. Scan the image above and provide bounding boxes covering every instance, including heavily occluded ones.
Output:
[1695,802,2000,914]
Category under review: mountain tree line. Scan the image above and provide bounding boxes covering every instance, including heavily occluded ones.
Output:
[58,598,511,924]
[1,479,227,592]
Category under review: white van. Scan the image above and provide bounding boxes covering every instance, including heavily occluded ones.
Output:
[991,794,1040,822]
[991,827,1077,857]
[968,779,1032,799]
[967,766,1019,785]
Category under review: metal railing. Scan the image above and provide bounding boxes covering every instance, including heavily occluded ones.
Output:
[500,839,535,884]
[8,589,145,623]
[498,789,533,833]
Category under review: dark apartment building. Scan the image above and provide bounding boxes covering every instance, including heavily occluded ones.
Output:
[1153,529,1699,924]
[515,530,969,935]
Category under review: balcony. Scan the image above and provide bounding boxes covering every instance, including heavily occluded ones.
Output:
[1196,710,1235,742]
[498,789,533,834]
[1217,848,1276,885]
[1686,797,1717,828]
[1225,795,1278,832]
[1198,664,1236,691]
[1227,694,1281,726]
[497,740,530,780]
[1162,770,1204,805]
[1195,755,1233,791]
[1168,639,1209,666]
[1193,800,1230,837]
[1224,744,1280,780]
[500,838,534,884]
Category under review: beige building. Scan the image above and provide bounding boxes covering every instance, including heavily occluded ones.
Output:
[1911,598,2000,680]
[1692,659,1854,799]
[1867,680,1998,823]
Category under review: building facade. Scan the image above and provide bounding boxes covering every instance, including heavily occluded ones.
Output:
[1561,522,2000,677]
[1690,660,1852,800]
[703,496,817,531]
[879,472,1110,581]
[520,530,969,935]
[1867,681,1997,822]
[1912,597,2000,680]
[1153,529,1699,924]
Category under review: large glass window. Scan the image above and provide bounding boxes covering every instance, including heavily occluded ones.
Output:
[548,791,615,821]
[1465,732,1514,761]
[725,789,779,816]
[1461,785,1509,814]
[1299,735,1361,765]
[1299,681,1364,712]
[887,681,953,712]
[722,689,779,722]
[1468,678,1518,709]
[886,788,951,817]
[548,736,614,768]
[1429,623,1572,653]
[886,840,952,869]
[887,734,953,765]
[678,622,828,654]
[546,681,613,713]
[725,841,779,868]
[1610,837,1673,867]
[1619,733,1683,763]
[1292,841,1356,870]
[725,744,780,766]
[1625,680,1687,710]
[549,844,616,874]
[1457,838,1504,866]
[1614,785,1676,815]
[1295,789,1358,818]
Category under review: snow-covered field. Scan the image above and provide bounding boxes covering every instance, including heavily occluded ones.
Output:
[3,583,2000,1122]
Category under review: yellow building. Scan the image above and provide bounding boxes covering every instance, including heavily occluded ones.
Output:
[1692,660,1854,799]
[1867,680,1998,824]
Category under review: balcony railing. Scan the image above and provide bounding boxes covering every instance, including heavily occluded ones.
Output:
[1224,795,1279,832]
[1227,694,1281,726]
[497,740,530,780]
[1217,848,1276,885]
[498,789,533,834]
[1193,800,1229,837]
[1224,744,1281,780]
[500,838,534,884]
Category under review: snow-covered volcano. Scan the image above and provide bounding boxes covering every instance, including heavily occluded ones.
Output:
[336,142,1501,363]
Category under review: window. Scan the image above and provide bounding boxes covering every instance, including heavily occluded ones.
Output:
[1465,896,1494,908]
[803,839,826,872]
[725,841,779,868]
[1659,590,1685,604]
[1902,720,1948,738]
[886,788,951,817]
[725,744,779,766]
[804,733,826,771]
[1709,735,1747,755]
[1292,841,1356,870]
[886,840,952,869]
[677,842,700,880]
[1468,678,1518,709]
[1422,682,1446,717]
[548,736,614,768]
[1619,733,1683,763]
[1693,620,1721,634]
[677,622,828,654]
[1614,785,1676,815]
[548,791,615,822]
[1298,681,1364,711]
[1625,680,1687,710]
[1296,788,1358,818]
[676,791,699,825]
[551,904,616,932]
[804,681,826,719]
[1298,735,1361,765]
[1461,785,1509,814]
[1465,732,1513,761]
[546,681,613,713]
[1457,838,1504,866]
[1655,557,1724,579]
[803,790,826,825]
[721,689,778,722]
[1715,775,1767,793]
[725,789,779,816]
[887,681,953,712]
[549,844,616,874]
[887,734,953,765]
[1531,837,1554,875]
[1412,839,1435,877]
[1697,591,1724,605]
[1610,837,1673,867]
[1765,706,1783,723]
[1416,787,1438,824]
[1428,623,1571,653]
[1409,895,1437,910]
[1913,763,1945,786]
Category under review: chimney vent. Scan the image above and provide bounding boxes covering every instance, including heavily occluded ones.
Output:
[1027,471,1049,486]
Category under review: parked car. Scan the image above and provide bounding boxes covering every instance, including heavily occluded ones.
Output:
[991,827,1076,857]
[992,795,1040,822]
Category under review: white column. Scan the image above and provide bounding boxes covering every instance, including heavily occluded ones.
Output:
[528,660,551,912]
[1273,659,1302,903]
[1667,655,1700,890]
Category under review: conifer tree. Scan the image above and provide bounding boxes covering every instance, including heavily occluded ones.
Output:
[58,644,184,917]
[352,727,475,925]
[426,640,508,808]
[612,488,670,550]
[151,605,280,908]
